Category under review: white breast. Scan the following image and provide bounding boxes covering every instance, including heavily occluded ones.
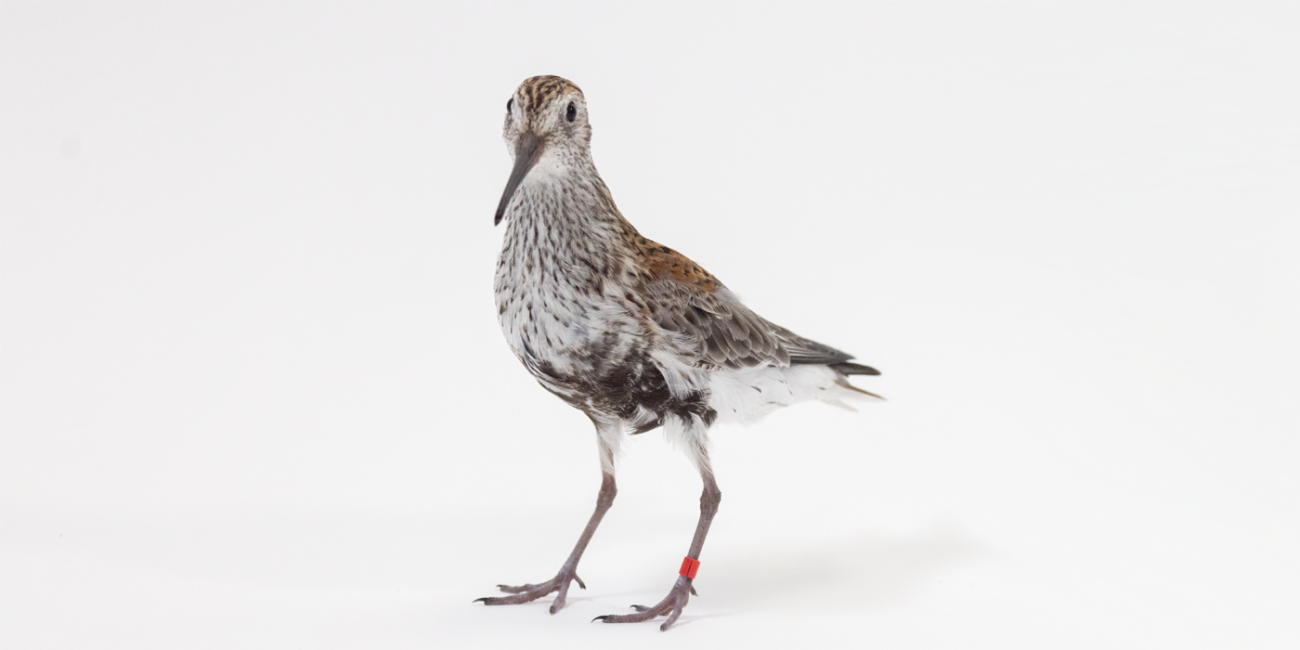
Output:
[493,192,645,377]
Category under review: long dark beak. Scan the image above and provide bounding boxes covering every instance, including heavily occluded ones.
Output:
[494,132,544,225]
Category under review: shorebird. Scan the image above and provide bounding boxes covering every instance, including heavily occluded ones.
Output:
[476,75,882,631]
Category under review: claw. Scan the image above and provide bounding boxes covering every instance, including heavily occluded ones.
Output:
[480,570,585,610]
[574,573,586,590]
[593,575,692,629]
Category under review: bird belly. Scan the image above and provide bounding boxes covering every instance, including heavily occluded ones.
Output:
[494,281,717,427]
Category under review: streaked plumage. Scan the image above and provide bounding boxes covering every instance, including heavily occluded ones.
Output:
[477,75,882,630]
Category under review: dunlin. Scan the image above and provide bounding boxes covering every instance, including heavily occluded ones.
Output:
[475,75,882,631]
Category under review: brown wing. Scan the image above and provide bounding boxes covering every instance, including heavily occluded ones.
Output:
[631,237,857,370]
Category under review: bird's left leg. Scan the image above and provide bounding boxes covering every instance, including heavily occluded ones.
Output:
[595,441,720,631]
[475,424,620,614]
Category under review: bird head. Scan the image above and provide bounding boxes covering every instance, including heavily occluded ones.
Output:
[495,75,591,225]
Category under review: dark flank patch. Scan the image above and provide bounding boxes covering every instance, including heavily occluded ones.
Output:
[531,354,715,434]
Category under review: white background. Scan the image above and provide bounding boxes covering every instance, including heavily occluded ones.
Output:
[2,1,1297,648]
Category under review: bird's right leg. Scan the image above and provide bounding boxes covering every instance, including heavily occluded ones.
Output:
[474,428,619,614]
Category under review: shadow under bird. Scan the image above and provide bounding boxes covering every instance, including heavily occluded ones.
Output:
[476,75,883,631]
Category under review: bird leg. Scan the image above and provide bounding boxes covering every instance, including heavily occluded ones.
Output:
[475,470,617,614]
[594,471,721,631]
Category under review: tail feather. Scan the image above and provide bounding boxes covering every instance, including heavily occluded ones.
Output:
[835,376,885,401]
[708,364,883,425]
[829,362,881,376]
[831,363,885,401]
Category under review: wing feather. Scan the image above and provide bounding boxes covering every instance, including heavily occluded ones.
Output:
[641,274,853,371]
[628,234,868,371]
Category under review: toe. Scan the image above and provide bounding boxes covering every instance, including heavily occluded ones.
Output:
[660,602,684,631]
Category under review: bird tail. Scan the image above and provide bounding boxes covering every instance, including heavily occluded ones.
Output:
[829,363,885,402]
[829,362,880,376]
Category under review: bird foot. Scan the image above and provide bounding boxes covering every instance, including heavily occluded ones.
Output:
[473,569,586,614]
[592,575,695,631]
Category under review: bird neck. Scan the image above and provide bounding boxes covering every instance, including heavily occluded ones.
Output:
[504,161,635,258]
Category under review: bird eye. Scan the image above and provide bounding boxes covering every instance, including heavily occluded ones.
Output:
[506,98,513,114]
[566,101,576,123]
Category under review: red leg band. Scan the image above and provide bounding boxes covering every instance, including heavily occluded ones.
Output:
[679,556,701,579]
